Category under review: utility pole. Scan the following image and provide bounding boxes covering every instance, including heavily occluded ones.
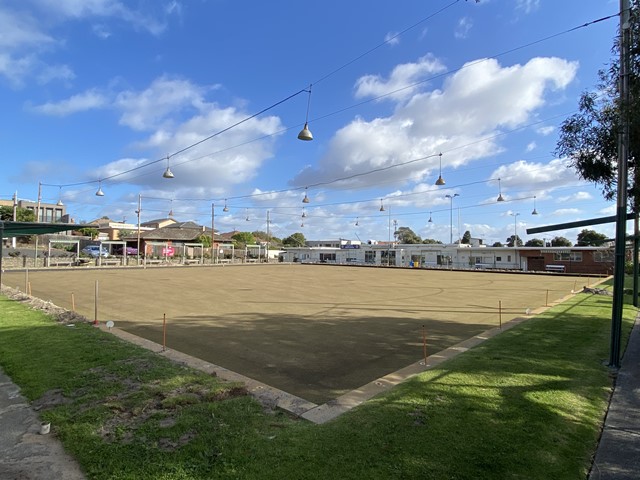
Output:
[610,0,631,369]
[11,191,17,248]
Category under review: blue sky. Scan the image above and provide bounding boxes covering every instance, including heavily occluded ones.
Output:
[0,0,623,245]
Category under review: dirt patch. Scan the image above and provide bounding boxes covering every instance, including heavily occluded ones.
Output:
[32,388,73,411]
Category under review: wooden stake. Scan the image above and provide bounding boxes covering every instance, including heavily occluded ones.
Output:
[162,314,167,352]
[25,269,29,294]
[499,300,502,329]
[71,292,75,312]
[546,289,549,307]
[27,281,31,296]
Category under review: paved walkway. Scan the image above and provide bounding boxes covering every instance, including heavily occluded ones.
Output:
[0,369,85,480]
[589,314,640,479]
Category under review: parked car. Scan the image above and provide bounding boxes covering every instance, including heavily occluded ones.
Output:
[81,245,109,258]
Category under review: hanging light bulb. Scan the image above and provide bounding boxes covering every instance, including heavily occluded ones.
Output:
[297,85,314,141]
[223,199,229,212]
[497,178,505,202]
[379,199,385,212]
[302,207,307,218]
[168,200,174,217]
[56,187,64,206]
[300,222,304,227]
[428,212,433,223]
[435,153,445,186]
[95,181,104,197]
[163,156,175,179]
[245,209,250,221]
[302,187,310,203]
[355,217,359,226]
[532,195,539,215]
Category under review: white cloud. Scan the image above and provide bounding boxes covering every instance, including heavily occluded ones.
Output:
[295,56,578,189]
[33,0,175,35]
[454,17,473,39]
[552,208,582,217]
[0,1,180,84]
[536,125,554,136]
[525,141,536,152]
[354,54,446,102]
[516,0,541,14]
[30,89,108,115]
[115,76,214,130]
[384,31,400,46]
[492,159,582,193]
[558,191,593,202]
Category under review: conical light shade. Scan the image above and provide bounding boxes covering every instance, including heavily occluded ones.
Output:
[223,206,229,212]
[497,193,505,202]
[163,167,174,179]
[379,205,385,212]
[435,176,445,186]
[302,194,310,203]
[532,208,539,215]
[95,186,104,196]
[56,199,64,206]
[428,214,432,223]
[298,123,313,141]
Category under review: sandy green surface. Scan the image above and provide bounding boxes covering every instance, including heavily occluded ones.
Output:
[2,264,593,403]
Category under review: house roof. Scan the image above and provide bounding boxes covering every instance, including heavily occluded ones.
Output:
[139,221,211,241]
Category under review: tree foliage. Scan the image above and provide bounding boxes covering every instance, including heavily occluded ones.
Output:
[492,241,503,247]
[231,232,255,246]
[77,227,98,239]
[282,232,306,247]
[555,0,640,209]
[576,228,608,246]
[197,233,212,248]
[551,236,572,247]
[0,206,35,222]
[396,226,421,244]
[506,235,523,247]
[525,238,544,247]
[461,230,472,244]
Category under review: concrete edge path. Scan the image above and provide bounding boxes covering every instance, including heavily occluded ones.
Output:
[589,312,640,479]
[0,369,85,480]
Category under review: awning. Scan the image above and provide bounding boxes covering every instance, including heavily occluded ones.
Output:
[0,221,90,238]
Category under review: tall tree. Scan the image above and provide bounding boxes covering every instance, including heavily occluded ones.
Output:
[231,231,255,246]
[506,235,523,247]
[525,238,544,247]
[0,206,35,222]
[396,226,422,244]
[461,230,472,244]
[576,229,609,246]
[551,236,573,247]
[555,0,640,210]
[282,232,306,247]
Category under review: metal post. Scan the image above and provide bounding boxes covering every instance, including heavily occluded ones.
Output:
[34,182,42,267]
[11,191,17,248]
[633,213,638,307]
[266,210,270,263]
[211,203,217,264]
[136,194,141,265]
[610,0,630,369]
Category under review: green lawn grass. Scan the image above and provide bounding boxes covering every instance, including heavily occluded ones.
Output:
[0,281,636,480]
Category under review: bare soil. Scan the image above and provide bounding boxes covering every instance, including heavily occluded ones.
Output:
[1,264,591,404]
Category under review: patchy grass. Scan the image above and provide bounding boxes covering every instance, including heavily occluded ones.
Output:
[0,278,636,479]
